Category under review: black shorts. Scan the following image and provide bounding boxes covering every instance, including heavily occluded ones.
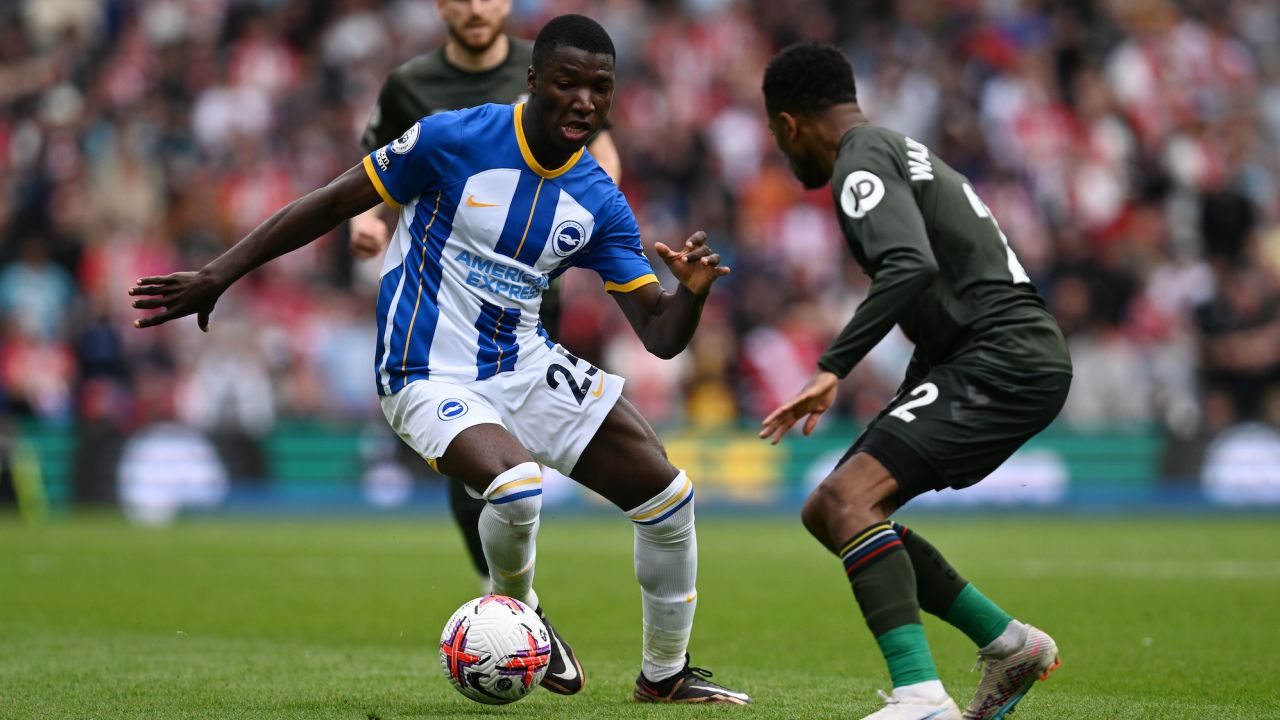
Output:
[841,364,1071,506]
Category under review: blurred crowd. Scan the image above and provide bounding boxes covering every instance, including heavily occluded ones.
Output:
[3,0,1280,463]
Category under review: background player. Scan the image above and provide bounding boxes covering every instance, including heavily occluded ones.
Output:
[130,14,748,706]
[353,0,621,258]
[758,43,1072,720]
[351,0,622,596]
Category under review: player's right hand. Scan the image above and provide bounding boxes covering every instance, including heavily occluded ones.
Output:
[759,371,840,445]
[129,270,223,332]
[349,210,390,259]
[655,231,730,296]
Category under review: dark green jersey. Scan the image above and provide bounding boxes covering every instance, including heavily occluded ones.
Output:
[819,124,1071,379]
[361,39,533,151]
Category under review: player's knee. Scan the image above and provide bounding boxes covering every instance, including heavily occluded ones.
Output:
[628,471,695,543]
[800,490,827,540]
[802,476,878,537]
[482,462,544,527]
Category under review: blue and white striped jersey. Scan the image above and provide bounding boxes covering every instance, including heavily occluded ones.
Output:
[362,102,657,395]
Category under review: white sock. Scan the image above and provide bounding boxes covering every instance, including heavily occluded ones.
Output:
[893,679,948,702]
[980,619,1029,658]
[626,471,697,682]
[478,462,543,609]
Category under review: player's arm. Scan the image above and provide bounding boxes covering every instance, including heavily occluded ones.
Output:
[350,74,422,259]
[610,231,729,359]
[761,151,935,443]
[586,129,622,184]
[820,156,936,377]
[130,164,383,330]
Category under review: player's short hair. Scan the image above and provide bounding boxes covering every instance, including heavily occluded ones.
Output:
[532,14,616,71]
[762,41,857,116]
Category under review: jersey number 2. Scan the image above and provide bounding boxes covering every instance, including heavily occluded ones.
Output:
[889,382,939,423]
[962,183,1030,284]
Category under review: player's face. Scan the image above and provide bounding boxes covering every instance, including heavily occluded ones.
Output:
[768,112,828,189]
[437,0,509,54]
[528,47,615,153]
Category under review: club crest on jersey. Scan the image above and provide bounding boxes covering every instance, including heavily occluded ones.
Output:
[551,220,586,257]
[840,170,885,219]
[391,123,420,154]
[438,399,469,421]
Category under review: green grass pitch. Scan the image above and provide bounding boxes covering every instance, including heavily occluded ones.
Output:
[3,512,1278,719]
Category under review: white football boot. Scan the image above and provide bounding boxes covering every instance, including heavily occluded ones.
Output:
[860,689,963,719]
[963,625,1061,719]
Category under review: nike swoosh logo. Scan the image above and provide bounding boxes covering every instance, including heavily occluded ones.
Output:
[591,374,605,399]
[547,634,578,682]
[685,593,697,603]
[466,194,500,208]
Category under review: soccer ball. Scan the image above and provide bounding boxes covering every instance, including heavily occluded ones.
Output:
[439,595,551,705]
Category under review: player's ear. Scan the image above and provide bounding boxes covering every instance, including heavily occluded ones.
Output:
[777,111,800,142]
[527,66,536,96]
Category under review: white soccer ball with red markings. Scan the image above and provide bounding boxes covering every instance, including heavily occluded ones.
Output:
[439,595,551,705]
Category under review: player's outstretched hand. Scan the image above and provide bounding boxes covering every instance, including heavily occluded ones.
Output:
[128,271,224,332]
[655,231,730,296]
[759,370,840,445]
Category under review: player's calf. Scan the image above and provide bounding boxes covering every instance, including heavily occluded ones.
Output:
[477,463,544,607]
[627,472,698,681]
[625,474,750,705]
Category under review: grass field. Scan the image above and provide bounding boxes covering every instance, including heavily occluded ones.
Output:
[3,512,1279,719]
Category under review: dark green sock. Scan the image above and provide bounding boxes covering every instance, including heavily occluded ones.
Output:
[892,522,1013,647]
[892,522,969,616]
[944,583,1013,648]
[841,522,939,687]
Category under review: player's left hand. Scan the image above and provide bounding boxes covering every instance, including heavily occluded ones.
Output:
[759,371,840,445]
[655,231,730,296]
[128,270,225,332]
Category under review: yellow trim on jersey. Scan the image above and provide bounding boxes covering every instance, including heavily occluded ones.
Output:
[363,155,401,208]
[426,457,440,472]
[512,178,545,259]
[604,274,659,294]
[491,307,507,370]
[631,475,693,521]
[514,103,584,179]
[401,192,444,373]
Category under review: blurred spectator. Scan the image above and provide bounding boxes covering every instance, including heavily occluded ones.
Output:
[1194,263,1280,430]
[175,319,274,481]
[0,237,75,340]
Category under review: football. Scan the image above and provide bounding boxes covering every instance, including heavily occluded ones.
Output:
[438,595,551,704]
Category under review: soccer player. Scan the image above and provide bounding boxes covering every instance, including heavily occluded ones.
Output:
[758,43,1071,720]
[130,14,749,705]
[351,0,621,601]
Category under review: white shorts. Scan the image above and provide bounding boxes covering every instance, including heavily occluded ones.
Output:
[379,344,625,475]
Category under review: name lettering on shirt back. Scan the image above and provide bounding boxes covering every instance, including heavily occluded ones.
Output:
[905,137,934,182]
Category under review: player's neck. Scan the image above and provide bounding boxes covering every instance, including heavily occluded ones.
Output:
[820,103,869,144]
[444,34,510,73]
[816,104,869,175]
